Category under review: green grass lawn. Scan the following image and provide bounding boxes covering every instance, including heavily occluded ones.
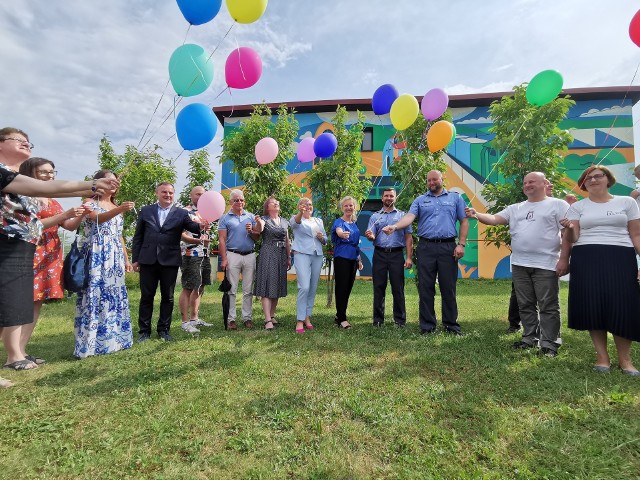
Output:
[1,279,639,479]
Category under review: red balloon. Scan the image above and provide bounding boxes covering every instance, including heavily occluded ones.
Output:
[630,10,640,47]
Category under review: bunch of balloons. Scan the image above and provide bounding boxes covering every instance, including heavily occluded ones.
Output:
[172,0,269,151]
[292,131,338,165]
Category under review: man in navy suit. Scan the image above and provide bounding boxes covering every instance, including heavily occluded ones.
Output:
[132,182,204,342]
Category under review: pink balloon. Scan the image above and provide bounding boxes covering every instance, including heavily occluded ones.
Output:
[297,137,316,163]
[225,47,262,89]
[421,88,449,121]
[198,191,226,222]
[255,137,278,165]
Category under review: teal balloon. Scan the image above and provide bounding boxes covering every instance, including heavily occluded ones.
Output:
[169,44,214,97]
[448,124,457,146]
[526,70,563,107]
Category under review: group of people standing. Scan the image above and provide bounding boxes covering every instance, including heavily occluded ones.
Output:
[1,125,639,386]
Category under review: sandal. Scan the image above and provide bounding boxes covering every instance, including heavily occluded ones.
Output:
[264,321,274,331]
[271,316,278,327]
[26,354,46,365]
[337,320,352,330]
[0,377,14,388]
[3,359,38,371]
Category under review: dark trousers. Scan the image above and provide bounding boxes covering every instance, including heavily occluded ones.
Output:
[508,282,521,328]
[372,249,406,325]
[334,256,357,322]
[138,262,179,335]
[417,240,460,332]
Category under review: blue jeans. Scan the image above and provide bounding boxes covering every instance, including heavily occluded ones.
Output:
[294,253,323,321]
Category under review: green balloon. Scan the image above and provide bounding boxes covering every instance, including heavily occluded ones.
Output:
[526,70,563,107]
[169,44,214,97]
[300,187,307,193]
[359,167,366,174]
[448,124,457,146]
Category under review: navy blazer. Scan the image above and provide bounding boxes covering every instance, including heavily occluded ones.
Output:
[132,204,201,267]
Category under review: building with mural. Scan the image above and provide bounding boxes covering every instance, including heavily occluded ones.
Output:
[214,87,640,279]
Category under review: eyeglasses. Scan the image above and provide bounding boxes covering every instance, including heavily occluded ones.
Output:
[232,198,245,203]
[36,170,57,177]
[585,173,606,181]
[2,137,34,149]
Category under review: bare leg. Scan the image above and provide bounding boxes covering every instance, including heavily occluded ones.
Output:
[179,288,192,323]
[189,285,205,319]
[261,297,273,329]
[2,325,34,367]
[589,330,611,368]
[270,298,278,321]
[20,301,42,357]
[613,335,638,372]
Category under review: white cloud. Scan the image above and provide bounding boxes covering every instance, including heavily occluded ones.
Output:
[579,105,633,117]
[457,116,492,125]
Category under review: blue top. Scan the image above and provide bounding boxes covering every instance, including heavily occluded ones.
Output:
[331,218,360,260]
[218,210,256,251]
[408,189,466,238]
[367,208,412,248]
[290,216,327,256]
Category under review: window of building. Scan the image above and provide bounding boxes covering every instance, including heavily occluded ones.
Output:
[361,127,373,151]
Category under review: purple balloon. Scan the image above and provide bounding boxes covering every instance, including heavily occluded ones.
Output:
[421,88,449,121]
[313,132,338,158]
[372,84,399,115]
[297,137,316,163]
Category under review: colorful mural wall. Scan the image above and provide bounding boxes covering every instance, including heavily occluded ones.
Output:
[220,95,636,279]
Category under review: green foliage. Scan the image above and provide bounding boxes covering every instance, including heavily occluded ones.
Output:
[178,149,215,207]
[97,136,177,242]
[220,104,300,217]
[306,106,372,230]
[482,84,575,247]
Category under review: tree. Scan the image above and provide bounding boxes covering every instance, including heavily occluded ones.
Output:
[482,84,574,247]
[178,149,215,207]
[306,105,372,305]
[97,136,177,243]
[220,103,300,218]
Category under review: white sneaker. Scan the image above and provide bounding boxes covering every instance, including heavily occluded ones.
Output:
[192,318,213,327]
[181,321,200,334]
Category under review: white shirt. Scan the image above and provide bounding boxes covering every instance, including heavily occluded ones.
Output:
[498,197,570,271]
[566,196,640,247]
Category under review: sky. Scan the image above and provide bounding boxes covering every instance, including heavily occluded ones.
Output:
[1,0,639,207]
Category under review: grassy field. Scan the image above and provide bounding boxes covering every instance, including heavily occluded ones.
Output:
[1,278,639,479]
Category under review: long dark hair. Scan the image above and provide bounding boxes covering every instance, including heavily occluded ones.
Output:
[18,157,55,179]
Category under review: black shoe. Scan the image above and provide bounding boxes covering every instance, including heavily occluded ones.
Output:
[158,332,173,342]
[445,328,464,336]
[506,325,521,333]
[539,347,557,358]
[512,340,535,350]
[137,333,151,343]
[420,329,435,335]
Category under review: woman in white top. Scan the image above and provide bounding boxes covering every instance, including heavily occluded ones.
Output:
[290,197,327,333]
[561,166,640,376]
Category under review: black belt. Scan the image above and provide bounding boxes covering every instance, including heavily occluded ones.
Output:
[227,249,254,255]
[419,237,455,243]
[375,246,404,253]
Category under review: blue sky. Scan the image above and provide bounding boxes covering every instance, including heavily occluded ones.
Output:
[1,0,639,203]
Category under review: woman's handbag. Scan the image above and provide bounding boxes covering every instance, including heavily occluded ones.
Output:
[63,237,90,293]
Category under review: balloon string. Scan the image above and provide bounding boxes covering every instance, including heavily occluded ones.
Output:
[206,22,235,62]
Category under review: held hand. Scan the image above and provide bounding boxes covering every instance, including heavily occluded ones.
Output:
[381,225,396,235]
[559,218,573,229]
[453,245,465,260]
[94,177,120,194]
[315,231,324,242]
[342,231,350,240]
[556,258,569,277]
[464,207,477,218]
[287,257,292,271]
[132,262,140,273]
[357,260,363,271]
[364,229,375,241]
[404,257,413,269]
[125,262,133,273]
[64,207,83,220]
[120,201,135,212]
[221,258,228,271]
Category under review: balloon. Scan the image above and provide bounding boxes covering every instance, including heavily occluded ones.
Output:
[630,10,640,47]
[526,70,564,107]
[313,132,338,158]
[427,120,454,153]
[389,94,419,130]
[297,137,316,163]
[372,84,399,115]
[255,137,278,165]
[175,103,218,150]
[169,44,214,97]
[225,47,262,89]
[226,0,268,24]
[176,0,222,25]
[421,88,449,121]
[448,123,457,146]
[198,191,226,222]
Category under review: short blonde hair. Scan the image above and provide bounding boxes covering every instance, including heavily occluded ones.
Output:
[339,196,357,210]
[297,197,312,208]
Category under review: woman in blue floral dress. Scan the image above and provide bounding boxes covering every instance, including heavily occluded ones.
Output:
[74,170,135,358]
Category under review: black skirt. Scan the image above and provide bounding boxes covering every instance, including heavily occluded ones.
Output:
[0,234,36,327]
[568,244,640,341]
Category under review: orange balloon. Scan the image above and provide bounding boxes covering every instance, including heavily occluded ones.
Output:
[427,120,454,153]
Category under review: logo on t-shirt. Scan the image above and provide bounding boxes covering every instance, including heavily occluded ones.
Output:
[606,210,625,216]
[526,211,534,221]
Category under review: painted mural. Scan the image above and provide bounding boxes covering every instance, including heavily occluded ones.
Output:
[221,97,636,279]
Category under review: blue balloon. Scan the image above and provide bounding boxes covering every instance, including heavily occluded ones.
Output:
[176,0,222,25]
[313,132,338,158]
[176,103,218,150]
[372,84,399,115]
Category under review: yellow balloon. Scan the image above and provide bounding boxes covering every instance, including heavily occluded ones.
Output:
[389,94,419,131]
[427,120,454,152]
[226,0,268,24]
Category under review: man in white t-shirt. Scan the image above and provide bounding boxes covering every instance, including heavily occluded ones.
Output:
[465,172,571,357]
